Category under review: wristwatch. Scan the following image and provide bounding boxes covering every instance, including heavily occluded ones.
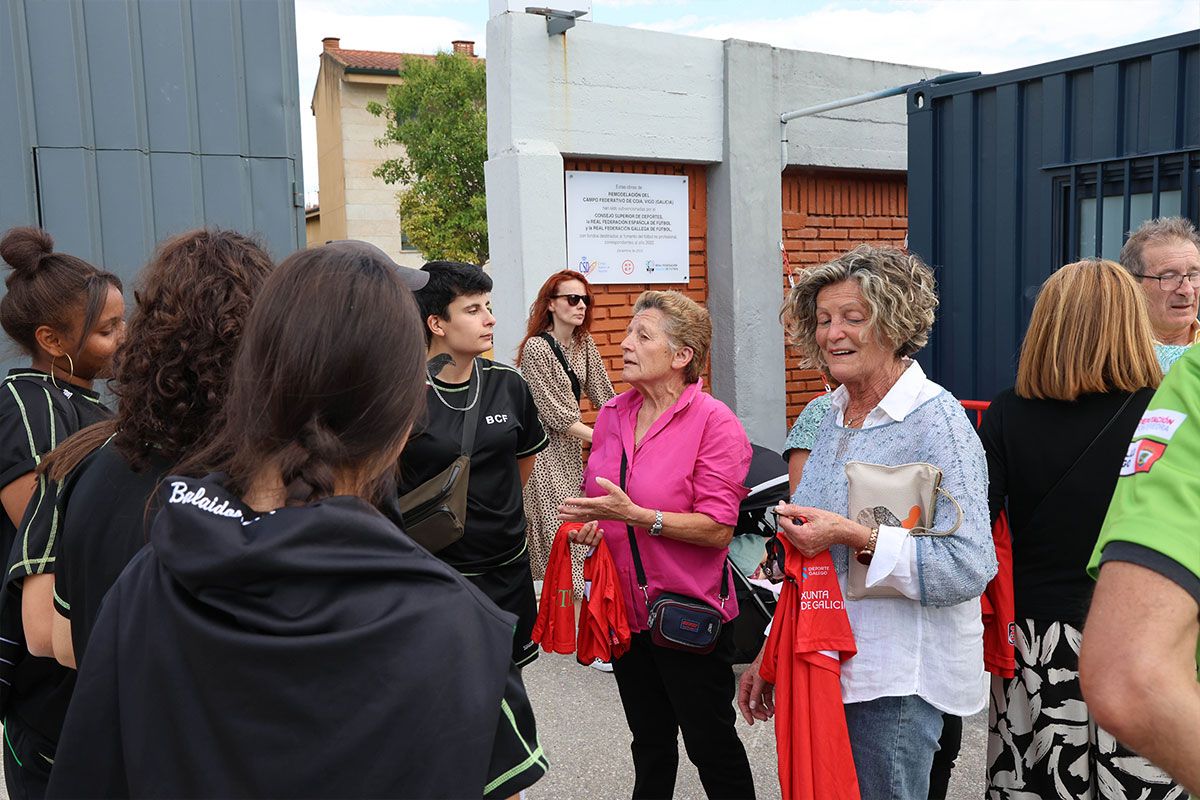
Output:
[856,526,880,565]
[648,510,664,537]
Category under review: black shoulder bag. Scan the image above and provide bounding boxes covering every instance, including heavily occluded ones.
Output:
[538,332,582,403]
[398,361,482,553]
[1025,390,1139,523]
[621,451,729,654]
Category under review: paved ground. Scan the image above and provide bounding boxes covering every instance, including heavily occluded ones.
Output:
[0,653,986,799]
[523,650,988,799]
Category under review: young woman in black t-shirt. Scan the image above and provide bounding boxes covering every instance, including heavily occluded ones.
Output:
[29,229,273,669]
[0,227,124,799]
[47,242,546,799]
[401,261,549,667]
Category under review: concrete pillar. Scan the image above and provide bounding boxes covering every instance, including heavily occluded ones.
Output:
[484,139,566,364]
[706,39,786,447]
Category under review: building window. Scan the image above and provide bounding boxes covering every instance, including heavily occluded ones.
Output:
[1055,152,1197,263]
[400,226,417,251]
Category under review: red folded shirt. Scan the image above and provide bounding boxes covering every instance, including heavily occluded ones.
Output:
[532,523,579,654]
[577,536,631,665]
[532,523,631,664]
[760,540,859,800]
[982,511,1016,679]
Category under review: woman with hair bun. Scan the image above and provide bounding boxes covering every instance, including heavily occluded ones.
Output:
[0,226,123,799]
[47,241,546,799]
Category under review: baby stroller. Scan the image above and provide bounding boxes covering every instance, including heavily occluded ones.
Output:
[727,444,789,664]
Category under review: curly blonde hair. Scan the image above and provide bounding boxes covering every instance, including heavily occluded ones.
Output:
[781,244,938,371]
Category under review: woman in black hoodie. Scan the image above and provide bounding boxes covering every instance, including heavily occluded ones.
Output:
[46,242,547,799]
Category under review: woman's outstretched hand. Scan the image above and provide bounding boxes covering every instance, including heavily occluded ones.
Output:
[559,477,639,525]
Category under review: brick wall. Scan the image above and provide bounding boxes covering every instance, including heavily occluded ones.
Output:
[782,168,908,426]
[563,158,709,426]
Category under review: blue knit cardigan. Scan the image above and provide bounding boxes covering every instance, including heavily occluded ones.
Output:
[794,389,997,607]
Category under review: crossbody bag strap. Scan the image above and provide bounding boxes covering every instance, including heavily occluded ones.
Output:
[460,359,482,455]
[1027,390,1139,523]
[619,449,650,609]
[538,332,582,403]
[619,450,729,608]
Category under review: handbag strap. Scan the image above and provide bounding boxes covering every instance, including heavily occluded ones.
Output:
[619,450,728,609]
[1026,390,1138,524]
[909,485,963,537]
[459,358,482,456]
[538,332,582,403]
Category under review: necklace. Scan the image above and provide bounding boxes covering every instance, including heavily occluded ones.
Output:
[843,408,872,428]
[428,358,480,412]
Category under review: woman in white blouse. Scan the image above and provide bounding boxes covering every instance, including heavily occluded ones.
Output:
[740,245,996,800]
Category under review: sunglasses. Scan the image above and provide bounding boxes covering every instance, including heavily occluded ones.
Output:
[551,293,592,307]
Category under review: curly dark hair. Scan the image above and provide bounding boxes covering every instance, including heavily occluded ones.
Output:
[176,242,427,506]
[42,229,273,480]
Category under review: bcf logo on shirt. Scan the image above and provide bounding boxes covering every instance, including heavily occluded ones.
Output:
[486,413,509,425]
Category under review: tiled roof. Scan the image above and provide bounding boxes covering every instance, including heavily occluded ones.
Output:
[326,48,481,73]
[326,48,414,72]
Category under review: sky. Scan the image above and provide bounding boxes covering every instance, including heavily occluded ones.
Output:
[294,0,1200,204]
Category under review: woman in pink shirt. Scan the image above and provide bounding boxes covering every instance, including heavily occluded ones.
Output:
[561,290,755,799]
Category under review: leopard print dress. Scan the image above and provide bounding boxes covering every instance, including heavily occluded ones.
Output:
[519,333,615,597]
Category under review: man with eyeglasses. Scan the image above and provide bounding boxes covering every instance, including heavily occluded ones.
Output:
[1120,217,1200,374]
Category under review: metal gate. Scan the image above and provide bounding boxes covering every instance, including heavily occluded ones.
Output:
[907,30,1200,402]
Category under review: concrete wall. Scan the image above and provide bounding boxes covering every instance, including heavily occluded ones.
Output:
[305,209,322,247]
[487,17,724,164]
[311,54,348,243]
[777,49,942,170]
[485,10,939,444]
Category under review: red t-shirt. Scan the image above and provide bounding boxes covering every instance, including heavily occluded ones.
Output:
[532,524,578,654]
[982,511,1016,678]
[576,537,631,665]
[760,539,859,800]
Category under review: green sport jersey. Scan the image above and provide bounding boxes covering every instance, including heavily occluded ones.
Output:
[1090,346,1200,671]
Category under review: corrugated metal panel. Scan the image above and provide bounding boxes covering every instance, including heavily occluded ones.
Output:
[908,30,1200,402]
[0,0,38,226]
[0,0,304,278]
[34,148,298,269]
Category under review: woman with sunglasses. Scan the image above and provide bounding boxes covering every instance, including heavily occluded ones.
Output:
[517,270,614,609]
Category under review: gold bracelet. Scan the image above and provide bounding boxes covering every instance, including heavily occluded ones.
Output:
[856,526,880,566]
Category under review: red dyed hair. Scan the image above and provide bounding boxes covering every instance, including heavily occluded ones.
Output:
[515,269,595,365]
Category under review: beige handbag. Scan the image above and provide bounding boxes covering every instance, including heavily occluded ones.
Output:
[844,461,963,600]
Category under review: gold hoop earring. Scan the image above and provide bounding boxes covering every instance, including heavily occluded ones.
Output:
[49,354,74,390]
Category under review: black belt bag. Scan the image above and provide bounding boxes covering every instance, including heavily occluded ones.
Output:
[398,360,481,553]
[621,451,729,655]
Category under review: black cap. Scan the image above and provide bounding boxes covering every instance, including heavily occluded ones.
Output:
[322,240,429,291]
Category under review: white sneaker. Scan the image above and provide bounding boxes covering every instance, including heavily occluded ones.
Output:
[589,659,614,673]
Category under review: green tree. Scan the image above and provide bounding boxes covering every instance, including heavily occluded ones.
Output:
[367,52,488,264]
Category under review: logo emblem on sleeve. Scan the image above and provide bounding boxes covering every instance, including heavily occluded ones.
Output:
[1119,439,1167,476]
[1133,409,1187,441]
